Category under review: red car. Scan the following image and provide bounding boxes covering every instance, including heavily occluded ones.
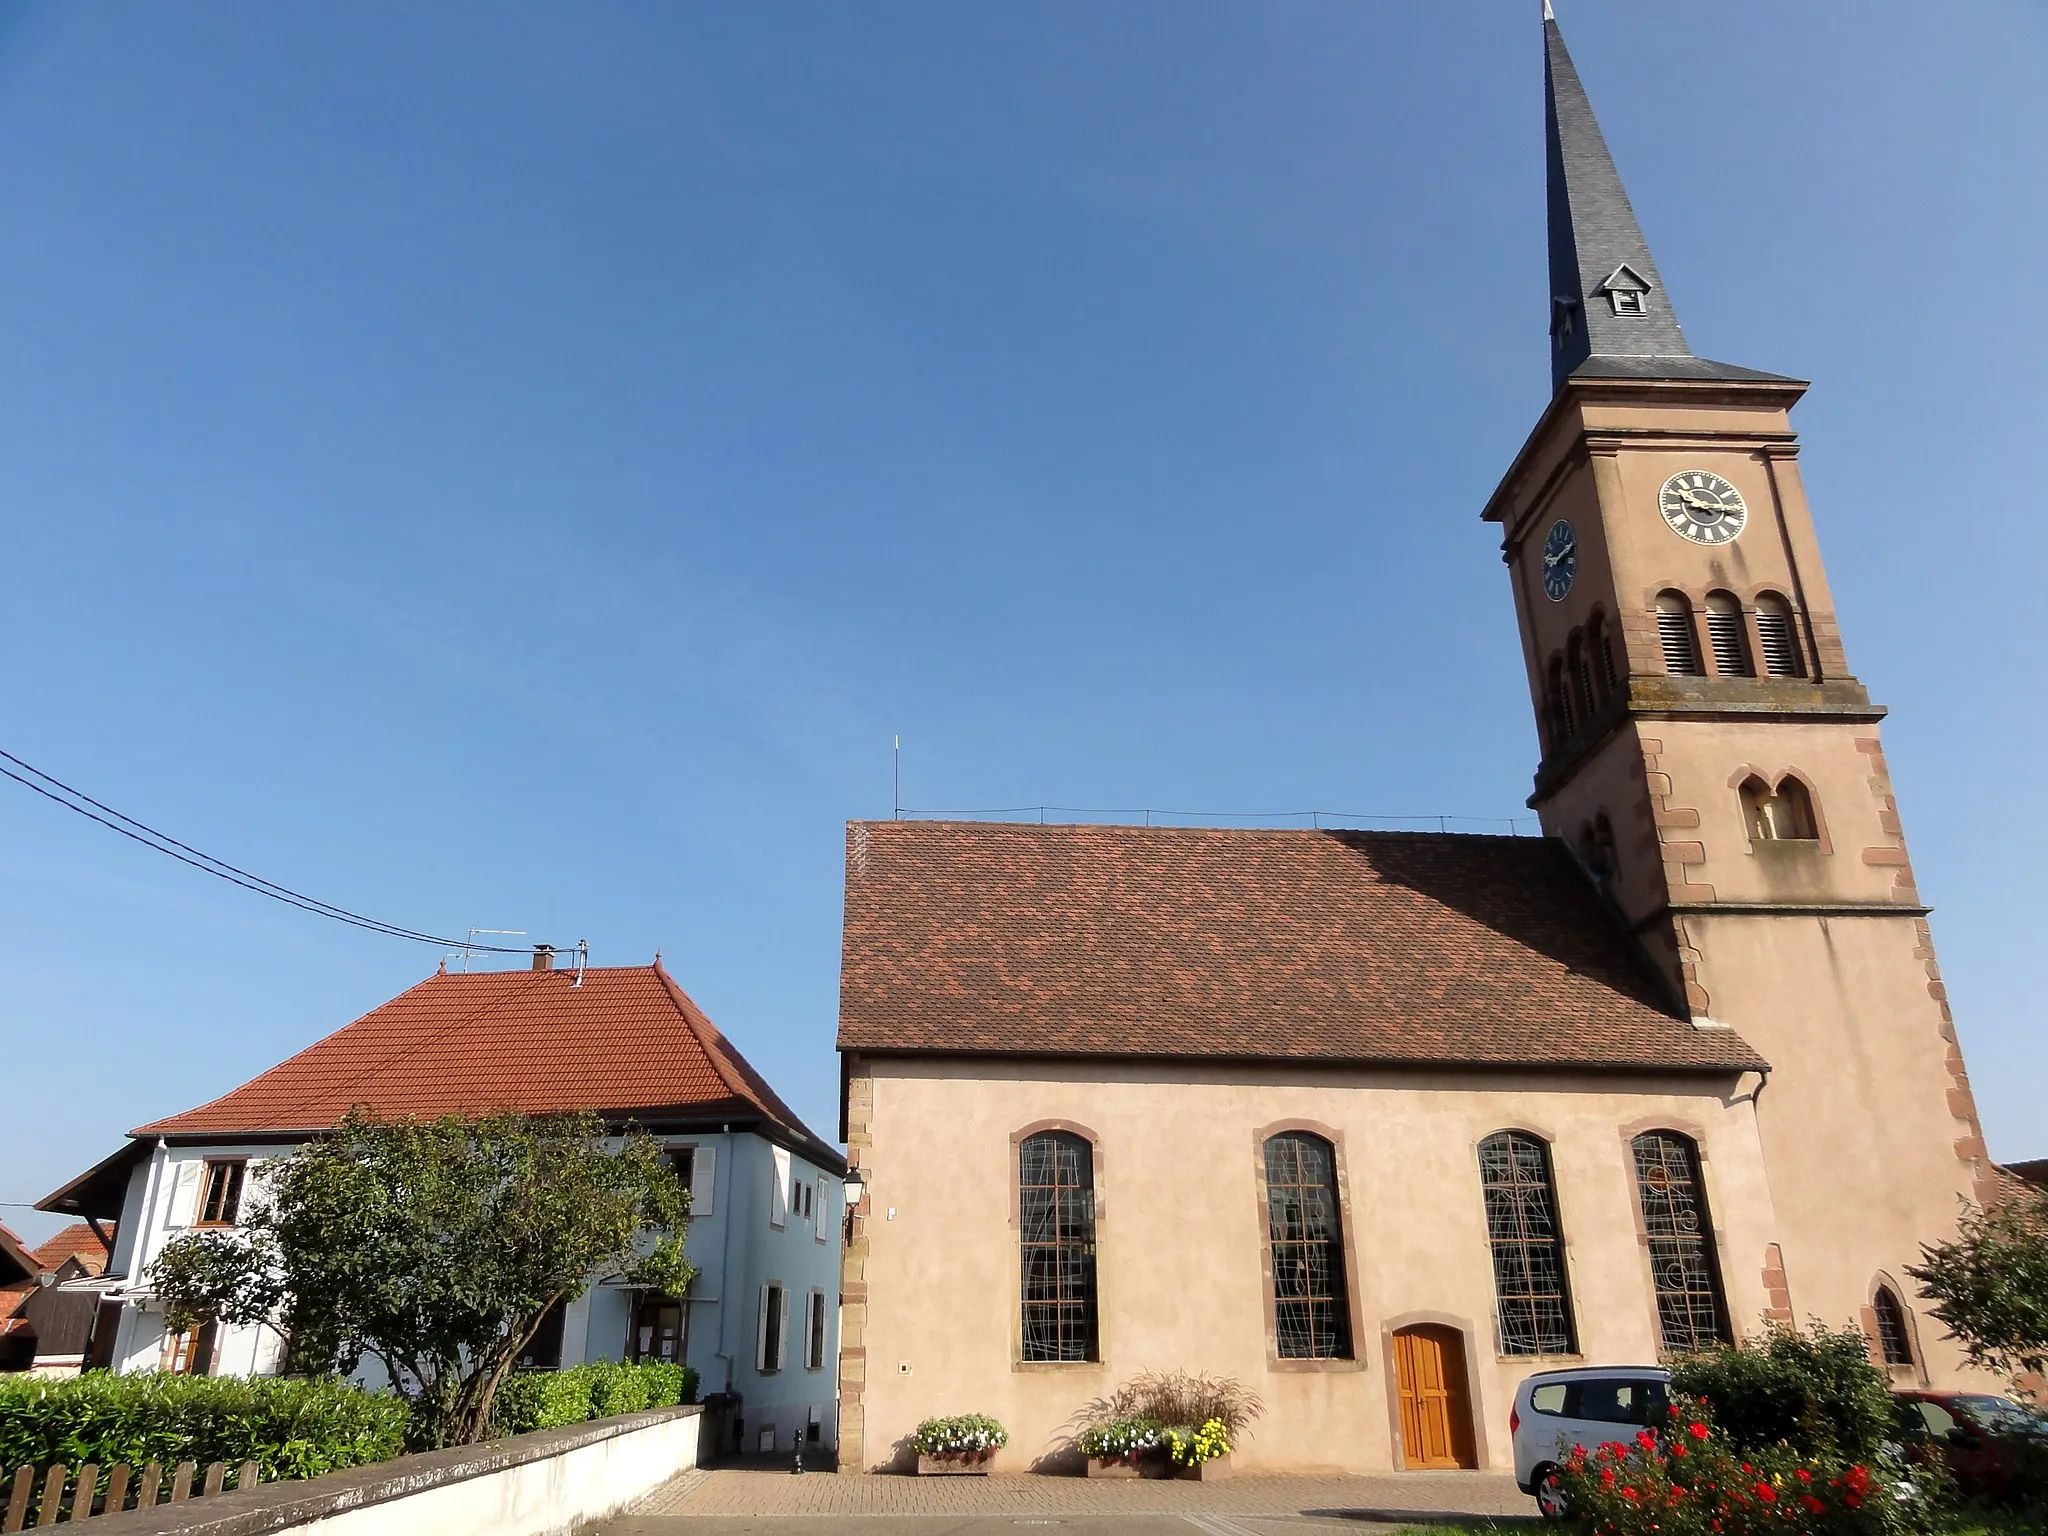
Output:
[1890,1391,2048,1503]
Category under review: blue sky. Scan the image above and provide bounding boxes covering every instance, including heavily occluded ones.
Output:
[3,1,2043,1243]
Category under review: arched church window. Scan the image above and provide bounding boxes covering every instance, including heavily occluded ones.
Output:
[1019,1131,1097,1362]
[1263,1132,1352,1359]
[1594,814,1620,887]
[1569,630,1597,726]
[1771,777,1819,840]
[1630,1131,1730,1355]
[1754,593,1805,678]
[1478,1132,1576,1356]
[1656,593,1703,676]
[1872,1285,1914,1367]
[1704,592,1753,677]
[1741,776,1821,843]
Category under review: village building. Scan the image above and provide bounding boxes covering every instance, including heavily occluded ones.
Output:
[36,956,844,1458]
[832,11,2000,1475]
[0,1222,116,1376]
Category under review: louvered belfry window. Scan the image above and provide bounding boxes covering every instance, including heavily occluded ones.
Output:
[1754,594,1805,677]
[1019,1131,1098,1362]
[1264,1133,1352,1359]
[1478,1132,1576,1356]
[1656,593,1703,675]
[1632,1131,1730,1355]
[1704,593,1753,676]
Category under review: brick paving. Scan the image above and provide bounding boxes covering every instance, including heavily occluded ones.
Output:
[605,1466,1534,1530]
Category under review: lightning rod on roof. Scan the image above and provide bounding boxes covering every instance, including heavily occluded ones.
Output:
[893,735,901,821]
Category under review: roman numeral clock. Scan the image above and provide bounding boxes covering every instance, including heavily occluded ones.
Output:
[1658,470,1749,546]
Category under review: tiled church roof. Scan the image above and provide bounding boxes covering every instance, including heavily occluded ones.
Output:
[838,822,1763,1074]
[134,963,842,1168]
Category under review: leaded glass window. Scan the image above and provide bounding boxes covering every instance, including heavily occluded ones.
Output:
[1478,1132,1576,1356]
[1631,1131,1729,1354]
[1019,1131,1097,1362]
[1264,1132,1352,1359]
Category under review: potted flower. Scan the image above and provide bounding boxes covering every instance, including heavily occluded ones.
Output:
[1163,1417,1234,1480]
[1077,1415,1169,1478]
[912,1413,1008,1474]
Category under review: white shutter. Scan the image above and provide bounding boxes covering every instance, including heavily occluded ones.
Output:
[239,1158,270,1224]
[690,1145,716,1218]
[813,1177,830,1244]
[755,1283,772,1372]
[163,1162,202,1230]
[769,1147,790,1229]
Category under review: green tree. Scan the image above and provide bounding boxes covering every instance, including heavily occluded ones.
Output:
[1909,1187,2048,1390]
[149,1109,692,1447]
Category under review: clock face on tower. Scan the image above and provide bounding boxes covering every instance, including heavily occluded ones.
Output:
[1541,518,1577,602]
[1659,470,1749,545]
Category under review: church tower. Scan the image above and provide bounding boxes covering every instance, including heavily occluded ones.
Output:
[1482,8,1994,1366]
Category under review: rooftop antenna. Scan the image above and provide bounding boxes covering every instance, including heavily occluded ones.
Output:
[893,735,901,821]
[572,939,589,988]
[460,928,525,973]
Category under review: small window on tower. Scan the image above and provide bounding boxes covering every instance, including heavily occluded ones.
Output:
[1612,290,1645,315]
[1740,776,1820,843]
[1754,593,1805,678]
[1548,655,1575,741]
[1568,630,1597,727]
[1656,593,1703,676]
[1704,592,1752,677]
[1588,612,1618,698]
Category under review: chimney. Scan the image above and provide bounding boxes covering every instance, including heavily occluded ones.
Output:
[532,944,554,972]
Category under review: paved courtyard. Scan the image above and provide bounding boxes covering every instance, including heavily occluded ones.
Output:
[598,1467,1536,1535]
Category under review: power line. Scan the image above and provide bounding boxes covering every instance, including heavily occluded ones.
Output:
[0,748,532,953]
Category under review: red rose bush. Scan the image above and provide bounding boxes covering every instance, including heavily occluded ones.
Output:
[1555,1394,1938,1536]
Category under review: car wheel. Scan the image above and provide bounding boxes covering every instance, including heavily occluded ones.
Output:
[1535,1465,1570,1521]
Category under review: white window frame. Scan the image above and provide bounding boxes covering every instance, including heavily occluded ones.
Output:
[813,1176,830,1245]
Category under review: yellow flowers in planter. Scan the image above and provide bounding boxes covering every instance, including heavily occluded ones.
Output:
[1161,1417,1232,1467]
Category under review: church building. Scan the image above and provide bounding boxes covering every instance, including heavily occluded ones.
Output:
[832,10,1995,1475]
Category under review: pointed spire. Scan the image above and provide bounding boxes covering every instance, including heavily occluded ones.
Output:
[1544,8,1693,391]
[1539,10,1796,394]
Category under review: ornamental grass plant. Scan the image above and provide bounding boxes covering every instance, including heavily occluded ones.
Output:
[1074,1371,1261,1465]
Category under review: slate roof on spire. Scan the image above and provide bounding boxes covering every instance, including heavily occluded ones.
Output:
[1543,10,1791,394]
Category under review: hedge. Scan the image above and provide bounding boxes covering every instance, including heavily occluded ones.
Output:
[0,1372,409,1481]
[489,1360,697,1437]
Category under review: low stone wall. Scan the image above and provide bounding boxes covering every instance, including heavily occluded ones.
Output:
[81,1405,701,1536]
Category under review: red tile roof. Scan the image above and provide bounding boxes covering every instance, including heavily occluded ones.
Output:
[839,822,1763,1073]
[136,963,841,1167]
[32,1223,113,1277]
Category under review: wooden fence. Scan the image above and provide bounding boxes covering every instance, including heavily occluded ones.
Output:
[2,1461,261,1530]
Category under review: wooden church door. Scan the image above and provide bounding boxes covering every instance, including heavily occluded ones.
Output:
[1393,1325,1477,1469]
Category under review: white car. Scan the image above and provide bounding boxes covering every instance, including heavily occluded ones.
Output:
[1510,1365,1670,1518]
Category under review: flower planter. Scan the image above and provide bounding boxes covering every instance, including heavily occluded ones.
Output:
[1087,1449,1170,1479]
[917,1452,994,1475]
[1172,1452,1232,1481]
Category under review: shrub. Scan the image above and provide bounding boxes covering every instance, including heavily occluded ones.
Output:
[0,1371,408,1482]
[488,1360,697,1437]
[1555,1394,1941,1536]
[1668,1321,1895,1461]
[911,1413,1008,1458]
[1093,1370,1262,1437]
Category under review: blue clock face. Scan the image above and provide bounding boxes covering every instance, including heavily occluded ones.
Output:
[1541,518,1577,602]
